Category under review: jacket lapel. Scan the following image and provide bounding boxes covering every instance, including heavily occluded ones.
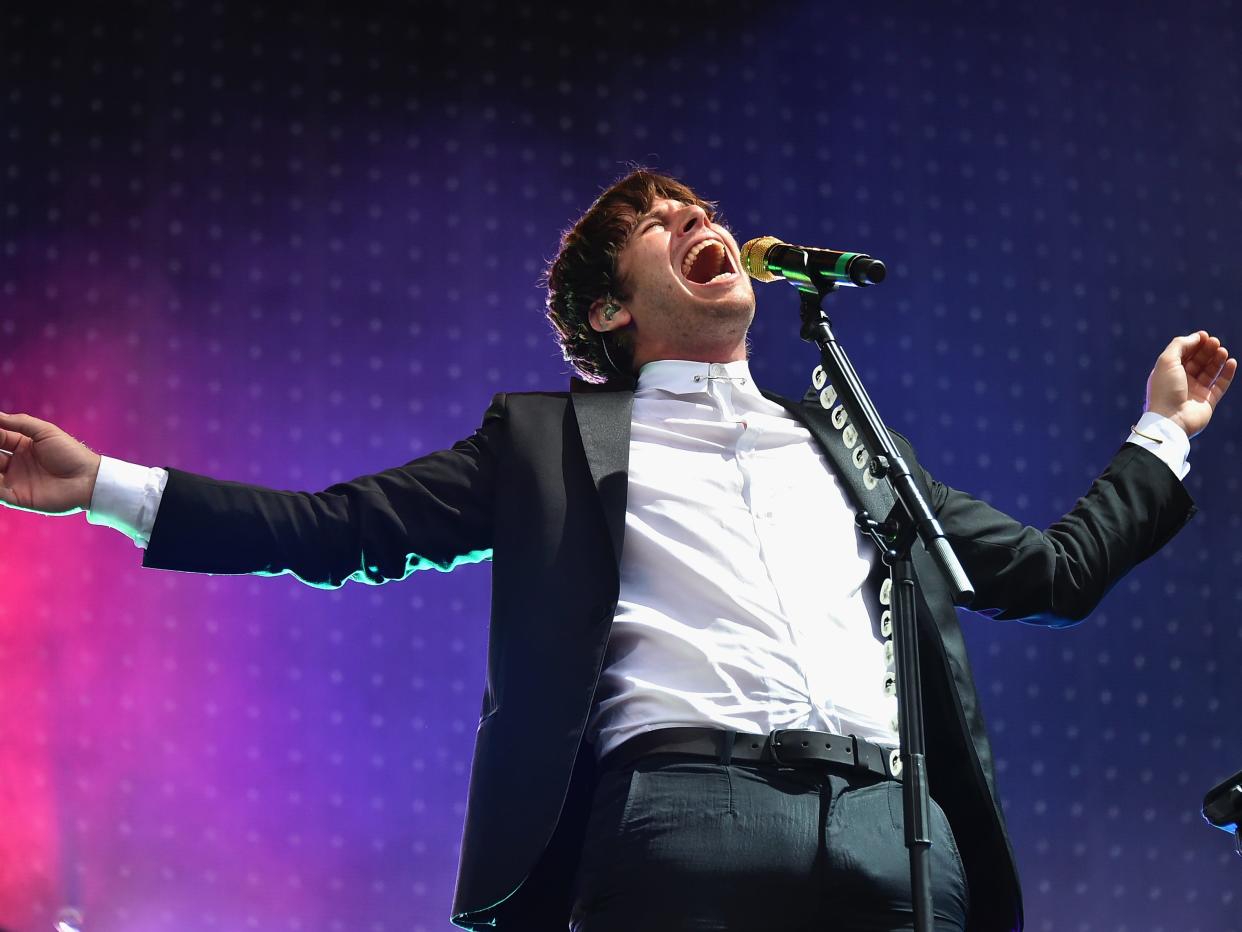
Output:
[570,384,635,567]
[763,388,898,526]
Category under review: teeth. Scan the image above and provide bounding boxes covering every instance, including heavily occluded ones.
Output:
[682,238,724,278]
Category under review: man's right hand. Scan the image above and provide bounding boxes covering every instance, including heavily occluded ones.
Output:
[0,412,103,515]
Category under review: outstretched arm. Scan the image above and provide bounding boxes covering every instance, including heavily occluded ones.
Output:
[920,332,1232,625]
[1,400,504,589]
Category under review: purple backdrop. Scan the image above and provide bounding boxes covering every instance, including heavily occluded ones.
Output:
[1,3,1240,930]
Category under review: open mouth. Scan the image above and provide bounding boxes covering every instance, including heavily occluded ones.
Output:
[680,238,737,285]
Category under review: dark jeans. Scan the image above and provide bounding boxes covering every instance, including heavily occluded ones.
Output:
[570,756,969,931]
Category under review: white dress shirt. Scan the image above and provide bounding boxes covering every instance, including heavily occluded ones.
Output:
[588,359,900,756]
[86,361,1191,760]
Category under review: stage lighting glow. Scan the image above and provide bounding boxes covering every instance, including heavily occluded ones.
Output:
[54,906,83,932]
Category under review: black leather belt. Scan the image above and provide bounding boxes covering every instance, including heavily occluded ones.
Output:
[601,727,902,782]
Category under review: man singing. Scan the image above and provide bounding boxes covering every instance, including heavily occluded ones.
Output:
[0,170,1234,931]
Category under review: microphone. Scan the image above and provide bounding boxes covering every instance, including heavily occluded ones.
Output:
[740,236,887,287]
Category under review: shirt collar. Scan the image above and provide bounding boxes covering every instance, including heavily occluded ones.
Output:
[635,359,762,398]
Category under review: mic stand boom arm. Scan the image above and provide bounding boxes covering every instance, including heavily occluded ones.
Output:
[795,282,975,932]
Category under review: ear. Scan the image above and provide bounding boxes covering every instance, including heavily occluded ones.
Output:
[587,297,632,334]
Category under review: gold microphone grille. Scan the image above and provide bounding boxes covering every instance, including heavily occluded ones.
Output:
[739,236,783,283]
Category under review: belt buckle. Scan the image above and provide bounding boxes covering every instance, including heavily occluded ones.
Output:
[769,729,793,766]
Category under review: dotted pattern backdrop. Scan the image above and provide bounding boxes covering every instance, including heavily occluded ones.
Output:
[1,2,1240,931]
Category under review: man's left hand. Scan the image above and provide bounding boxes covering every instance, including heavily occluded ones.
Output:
[1145,331,1237,438]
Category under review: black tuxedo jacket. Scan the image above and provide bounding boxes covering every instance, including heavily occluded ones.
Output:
[140,381,1195,931]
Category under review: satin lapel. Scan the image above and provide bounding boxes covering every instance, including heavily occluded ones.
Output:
[570,389,635,567]
[763,389,898,526]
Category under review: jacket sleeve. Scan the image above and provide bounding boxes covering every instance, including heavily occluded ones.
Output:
[915,442,1197,626]
[141,394,507,588]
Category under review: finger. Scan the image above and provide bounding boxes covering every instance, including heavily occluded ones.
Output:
[1161,332,1204,367]
[1193,333,1221,361]
[1187,344,1228,382]
[1173,331,1204,351]
[0,412,53,441]
[0,422,30,452]
[1209,357,1238,406]
[1183,334,1221,377]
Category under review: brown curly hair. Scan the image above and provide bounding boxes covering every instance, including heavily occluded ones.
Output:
[544,169,716,383]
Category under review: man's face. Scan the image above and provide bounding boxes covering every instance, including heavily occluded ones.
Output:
[605,197,756,369]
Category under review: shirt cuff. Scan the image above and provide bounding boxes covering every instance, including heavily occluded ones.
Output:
[86,456,169,549]
[1125,411,1190,480]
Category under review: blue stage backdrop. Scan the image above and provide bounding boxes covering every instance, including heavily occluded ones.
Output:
[1,2,1239,930]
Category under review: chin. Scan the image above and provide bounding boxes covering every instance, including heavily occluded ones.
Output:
[709,290,756,322]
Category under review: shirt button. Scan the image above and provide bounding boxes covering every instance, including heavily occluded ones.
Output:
[709,363,729,379]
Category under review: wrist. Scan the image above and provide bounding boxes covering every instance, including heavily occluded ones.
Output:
[1142,408,1193,440]
[83,453,102,511]
[1128,413,1192,480]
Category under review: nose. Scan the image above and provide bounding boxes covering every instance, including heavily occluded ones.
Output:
[675,203,708,237]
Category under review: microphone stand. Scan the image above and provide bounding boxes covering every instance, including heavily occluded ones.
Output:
[790,279,975,932]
